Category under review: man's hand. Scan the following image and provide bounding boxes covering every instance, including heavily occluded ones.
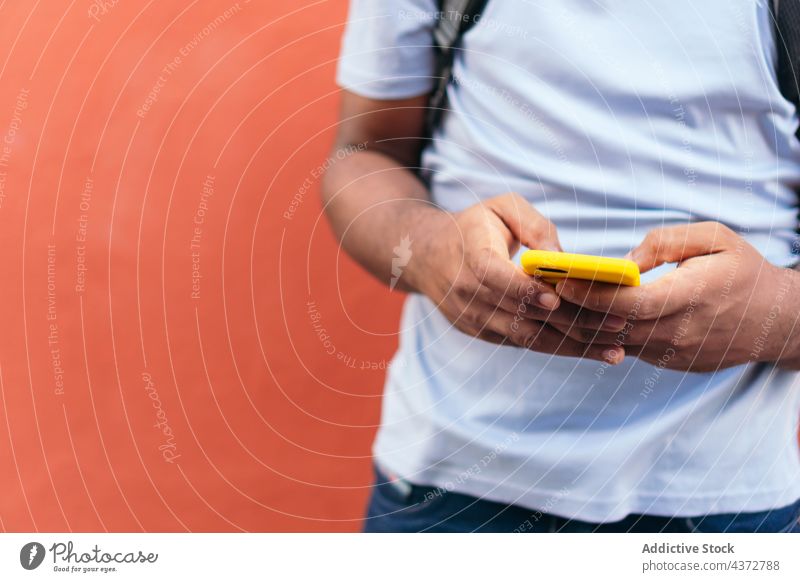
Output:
[407,193,626,364]
[323,92,622,365]
[553,222,800,372]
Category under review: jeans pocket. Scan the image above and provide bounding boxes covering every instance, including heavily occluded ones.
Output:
[685,499,800,533]
[369,465,449,517]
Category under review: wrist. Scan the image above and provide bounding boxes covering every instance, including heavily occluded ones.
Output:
[762,266,800,367]
[402,206,457,296]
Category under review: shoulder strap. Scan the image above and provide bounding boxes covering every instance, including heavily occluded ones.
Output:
[426,0,489,137]
[770,1,800,238]
[774,0,800,138]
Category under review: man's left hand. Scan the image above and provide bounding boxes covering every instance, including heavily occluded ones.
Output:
[553,222,800,372]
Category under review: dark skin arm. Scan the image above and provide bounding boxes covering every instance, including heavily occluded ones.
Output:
[320,91,624,363]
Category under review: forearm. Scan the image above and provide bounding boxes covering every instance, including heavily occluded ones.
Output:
[320,148,450,293]
[768,264,800,370]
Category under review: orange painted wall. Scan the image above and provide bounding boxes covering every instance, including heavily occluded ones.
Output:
[0,0,402,532]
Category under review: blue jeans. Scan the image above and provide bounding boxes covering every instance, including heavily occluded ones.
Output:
[364,465,800,533]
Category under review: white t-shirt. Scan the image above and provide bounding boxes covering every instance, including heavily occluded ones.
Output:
[337,0,800,521]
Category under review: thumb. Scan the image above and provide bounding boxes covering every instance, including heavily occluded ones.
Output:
[625,222,736,273]
[488,192,562,252]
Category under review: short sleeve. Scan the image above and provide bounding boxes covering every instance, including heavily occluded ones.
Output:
[336,0,438,99]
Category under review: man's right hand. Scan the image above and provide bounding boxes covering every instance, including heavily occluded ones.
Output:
[408,193,626,364]
[322,93,623,365]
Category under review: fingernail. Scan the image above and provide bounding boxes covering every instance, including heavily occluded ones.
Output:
[538,292,560,310]
[603,348,622,365]
[602,315,627,331]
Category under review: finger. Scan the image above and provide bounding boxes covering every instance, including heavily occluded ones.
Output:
[472,279,628,331]
[468,193,563,309]
[536,304,628,331]
[549,321,633,345]
[556,273,698,320]
[442,295,625,364]
[488,192,563,253]
[471,248,562,310]
[549,302,628,331]
[555,279,650,318]
[438,300,509,345]
[547,321,595,343]
[529,323,625,364]
[483,308,625,364]
[475,284,553,320]
[625,222,738,273]
[555,320,661,346]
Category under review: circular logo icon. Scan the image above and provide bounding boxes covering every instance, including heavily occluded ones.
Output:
[20,542,46,570]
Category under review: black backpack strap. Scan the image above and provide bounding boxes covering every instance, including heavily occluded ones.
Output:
[774,0,800,139]
[426,0,489,137]
[773,0,800,245]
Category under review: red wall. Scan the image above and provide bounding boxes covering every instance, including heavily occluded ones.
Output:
[0,0,402,532]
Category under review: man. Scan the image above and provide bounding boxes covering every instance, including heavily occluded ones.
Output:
[322,0,800,532]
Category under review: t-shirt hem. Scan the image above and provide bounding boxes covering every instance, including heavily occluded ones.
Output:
[375,453,800,524]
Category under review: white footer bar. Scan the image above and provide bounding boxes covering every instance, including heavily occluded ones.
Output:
[1,533,798,581]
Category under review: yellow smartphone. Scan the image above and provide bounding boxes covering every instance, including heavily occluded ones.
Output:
[520,250,640,286]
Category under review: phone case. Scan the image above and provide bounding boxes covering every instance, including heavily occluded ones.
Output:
[520,250,640,286]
